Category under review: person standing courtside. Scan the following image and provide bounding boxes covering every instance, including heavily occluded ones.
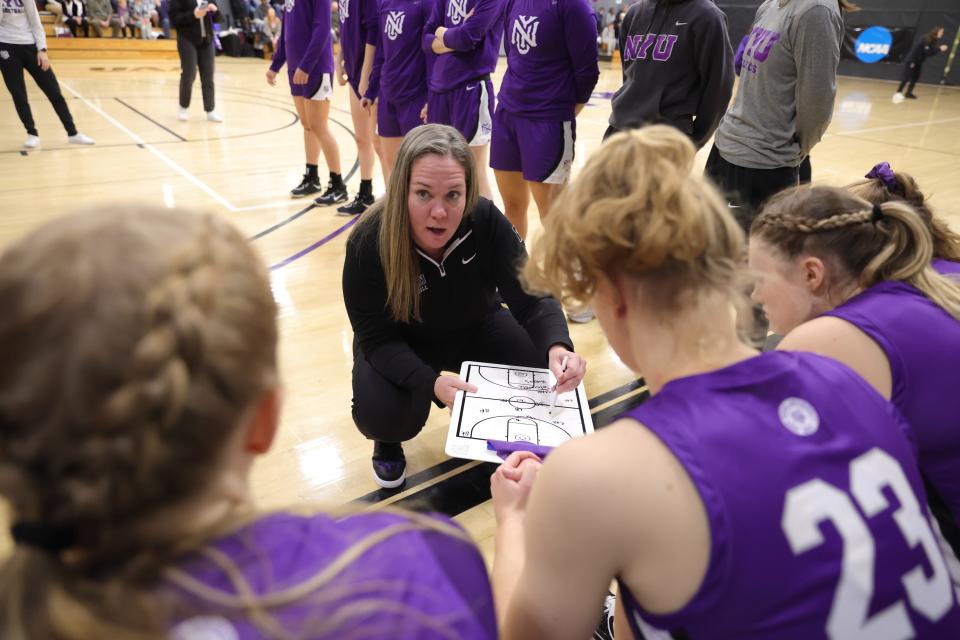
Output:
[335,0,384,215]
[0,0,95,148]
[267,0,348,203]
[170,0,222,122]
[490,0,598,241]
[605,0,734,148]
[423,0,505,199]
[705,0,853,230]
[893,27,949,103]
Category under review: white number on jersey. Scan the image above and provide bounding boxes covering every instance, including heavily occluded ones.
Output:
[782,448,955,639]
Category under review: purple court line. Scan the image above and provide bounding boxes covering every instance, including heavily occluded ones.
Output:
[269,216,360,271]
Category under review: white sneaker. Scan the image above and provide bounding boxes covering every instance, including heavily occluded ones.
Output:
[178,107,189,121]
[23,135,40,149]
[892,92,905,104]
[205,110,223,123]
[67,133,95,145]
[567,306,595,324]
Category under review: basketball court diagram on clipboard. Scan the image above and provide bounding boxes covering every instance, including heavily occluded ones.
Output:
[446,361,594,462]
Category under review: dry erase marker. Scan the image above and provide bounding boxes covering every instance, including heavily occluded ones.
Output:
[548,355,570,414]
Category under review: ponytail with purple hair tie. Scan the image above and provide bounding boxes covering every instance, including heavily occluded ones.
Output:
[866,162,900,194]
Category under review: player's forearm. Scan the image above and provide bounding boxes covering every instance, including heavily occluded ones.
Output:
[492,516,526,626]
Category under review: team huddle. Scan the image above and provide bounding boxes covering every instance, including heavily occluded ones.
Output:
[2,0,960,638]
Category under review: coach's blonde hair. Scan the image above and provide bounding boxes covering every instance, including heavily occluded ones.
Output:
[847,170,960,261]
[524,125,745,317]
[752,186,960,323]
[352,124,478,324]
[0,207,474,639]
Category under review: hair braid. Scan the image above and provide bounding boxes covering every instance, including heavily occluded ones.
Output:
[752,186,960,324]
[0,207,278,639]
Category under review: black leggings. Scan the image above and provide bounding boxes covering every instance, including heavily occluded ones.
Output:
[0,42,77,137]
[177,35,215,111]
[897,61,922,95]
[352,309,545,443]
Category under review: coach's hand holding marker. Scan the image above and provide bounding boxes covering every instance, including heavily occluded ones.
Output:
[547,345,587,414]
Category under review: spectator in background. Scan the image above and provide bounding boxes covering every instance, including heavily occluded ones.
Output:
[893,26,949,102]
[35,0,63,20]
[62,0,89,36]
[85,0,119,36]
[613,9,624,48]
[130,0,152,37]
[594,6,604,35]
[259,5,279,53]
[115,0,134,37]
[157,0,170,37]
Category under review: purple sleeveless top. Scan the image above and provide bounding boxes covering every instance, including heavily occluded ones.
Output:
[167,511,497,639]
[617,351,960,639]
[824,259,960,533]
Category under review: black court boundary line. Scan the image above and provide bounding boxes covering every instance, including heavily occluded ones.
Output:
[387,389,651,518]
[351,378,646,506]
[114,97,186,141]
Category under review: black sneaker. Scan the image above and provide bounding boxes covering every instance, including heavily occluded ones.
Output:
[372,441,406,489]
[336,192,375,216]
[290,173,322,198]
[592,591,616,640]
[906,93,918,99]
[314,181,349,206]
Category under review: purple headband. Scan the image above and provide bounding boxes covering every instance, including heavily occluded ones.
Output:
[866,162,898,192]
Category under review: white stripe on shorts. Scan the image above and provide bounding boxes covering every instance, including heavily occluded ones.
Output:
[310,73,334,102]
[468,80,493,147]
[542,120,574,185]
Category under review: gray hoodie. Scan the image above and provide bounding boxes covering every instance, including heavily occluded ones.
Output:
[714,0,842,170]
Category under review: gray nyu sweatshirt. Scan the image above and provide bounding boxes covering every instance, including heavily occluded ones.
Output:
[714,0,843,170]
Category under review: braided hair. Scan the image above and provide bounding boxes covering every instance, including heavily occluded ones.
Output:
[0,206,278,638]
[751,186,960,323]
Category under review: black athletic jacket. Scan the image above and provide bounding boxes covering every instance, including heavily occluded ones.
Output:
[610,0,734,148]
[169,0,220,45]
[343,198,572,397]
[906,40,942,68]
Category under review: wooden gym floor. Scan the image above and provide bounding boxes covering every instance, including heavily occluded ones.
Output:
[1,56,959,564]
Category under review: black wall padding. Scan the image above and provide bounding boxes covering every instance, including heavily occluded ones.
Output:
[715,0,960,85]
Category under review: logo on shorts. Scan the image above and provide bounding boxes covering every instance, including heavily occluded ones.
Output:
[778,397,820,437]
[385,10,405,40]
[0,50,8,60]
[339,0,349,21]
[446,0,468,25]
[511,15,539,55]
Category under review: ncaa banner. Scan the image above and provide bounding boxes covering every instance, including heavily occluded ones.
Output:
[842,26,915,64]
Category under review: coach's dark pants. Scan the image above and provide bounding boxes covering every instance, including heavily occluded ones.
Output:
[704,144,800,233]
[0,42,77,137]
[177,35,215,111]
[352,309,544,443]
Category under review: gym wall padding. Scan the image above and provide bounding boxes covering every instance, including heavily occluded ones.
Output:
[715,0,960,85]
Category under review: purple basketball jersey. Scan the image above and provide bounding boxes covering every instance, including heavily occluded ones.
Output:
[269,0,335,77]
[422,0,505,93]
[339,0,378,96]
[367,0,433,103]
[824,261,960,535]
[498,0,598,120]
[618,351,960,639]
[167,512,497,639]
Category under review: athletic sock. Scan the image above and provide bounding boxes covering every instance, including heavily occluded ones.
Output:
[359,179,373,197]
[306,164,319,180]
[330,172,344,188]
